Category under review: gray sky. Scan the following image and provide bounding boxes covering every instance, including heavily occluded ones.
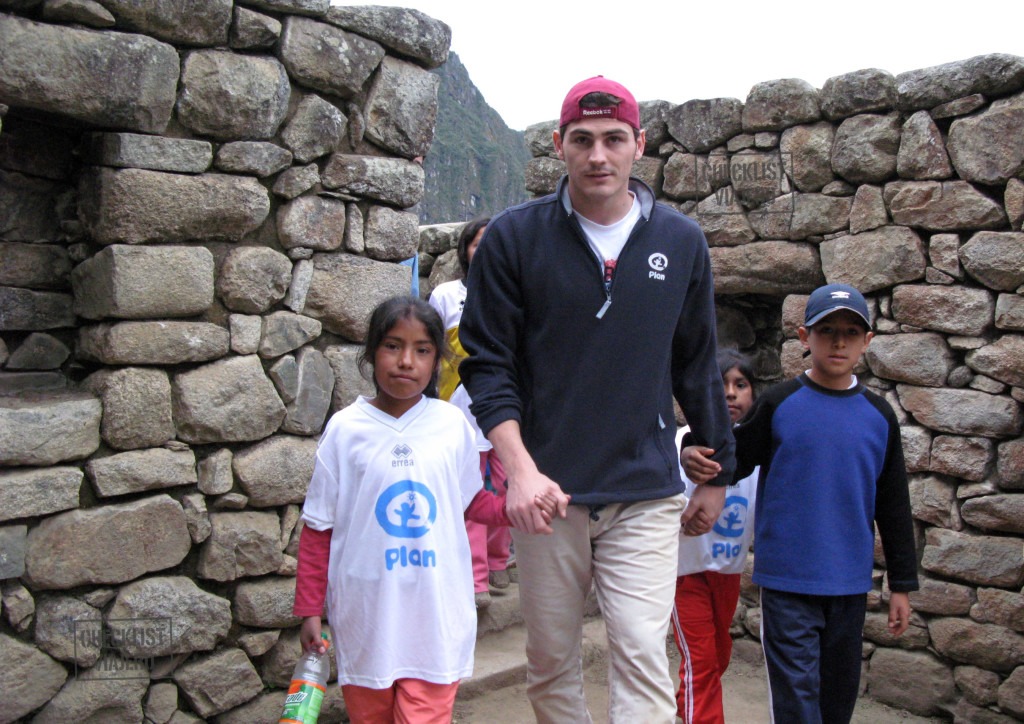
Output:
[347,0,1021,131]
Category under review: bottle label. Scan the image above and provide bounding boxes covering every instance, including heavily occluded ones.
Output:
[279,678,325,724]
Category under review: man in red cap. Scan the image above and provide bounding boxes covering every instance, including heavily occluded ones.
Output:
[460,76,735,723]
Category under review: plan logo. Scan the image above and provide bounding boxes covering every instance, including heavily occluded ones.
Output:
[648,253,668,281]
[375,480,437,539]
[713,495,749,539]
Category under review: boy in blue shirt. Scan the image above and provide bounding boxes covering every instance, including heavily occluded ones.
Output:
[685,283,919,723]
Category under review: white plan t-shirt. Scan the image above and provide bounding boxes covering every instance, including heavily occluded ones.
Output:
[301,396,483,687]
[576,193,641,271]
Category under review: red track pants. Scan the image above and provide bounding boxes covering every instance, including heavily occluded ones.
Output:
[670,571,742,724]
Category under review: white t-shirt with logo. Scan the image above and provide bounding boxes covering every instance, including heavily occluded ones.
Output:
[428,279,466,332]
[449,384,491,452]
[675,426,758,576]
[301,395,483,687]
[576,193,641,270]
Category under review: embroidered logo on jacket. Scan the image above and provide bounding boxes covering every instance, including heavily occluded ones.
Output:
[648,253,668,281]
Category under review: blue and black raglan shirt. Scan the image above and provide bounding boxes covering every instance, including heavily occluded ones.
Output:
[733,373,919,596]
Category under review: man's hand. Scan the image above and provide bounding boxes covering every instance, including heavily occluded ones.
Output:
[680,484,726,537]
[487,420,570,535]
[681,445,721,484]
[888,592,911,636]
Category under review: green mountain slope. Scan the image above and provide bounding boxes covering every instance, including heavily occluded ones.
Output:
[415,52,531,224]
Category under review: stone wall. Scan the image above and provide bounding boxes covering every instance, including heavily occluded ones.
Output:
[504,53,1024,722]
[0,2,450,721]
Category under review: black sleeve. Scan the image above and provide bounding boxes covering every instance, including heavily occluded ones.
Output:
[459,213,524,436]
[670,233,735,487]
[731,391,776,483]
[870,400,920,592]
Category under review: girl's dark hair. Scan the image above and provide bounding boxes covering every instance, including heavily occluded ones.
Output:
[456,217,489,276]
[717,349,757,402]
[358,295,451,399]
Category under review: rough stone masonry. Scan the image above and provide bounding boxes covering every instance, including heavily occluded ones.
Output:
[0,2,1023,721]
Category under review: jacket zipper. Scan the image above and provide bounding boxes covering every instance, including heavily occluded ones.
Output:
[567,211,647,320]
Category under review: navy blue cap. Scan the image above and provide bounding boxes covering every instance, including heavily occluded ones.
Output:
[804,283,870,328]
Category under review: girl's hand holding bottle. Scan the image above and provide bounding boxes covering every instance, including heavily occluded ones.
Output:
[300,616,329,654]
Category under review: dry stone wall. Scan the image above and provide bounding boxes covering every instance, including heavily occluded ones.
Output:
[0,1,449,721]
[498,52,1024,722]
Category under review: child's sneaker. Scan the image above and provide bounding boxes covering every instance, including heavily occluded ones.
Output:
[489,569,510,590]
[475,591,491,609]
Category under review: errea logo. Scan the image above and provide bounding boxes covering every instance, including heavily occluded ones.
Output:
[392,443,414,468]
[648,253,668,281]
[831,291,851,299]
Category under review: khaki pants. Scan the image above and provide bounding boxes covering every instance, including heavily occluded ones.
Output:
[511,494,685,724]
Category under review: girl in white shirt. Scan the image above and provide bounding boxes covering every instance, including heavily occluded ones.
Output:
[293,295,552,723]
[672,350,759,724]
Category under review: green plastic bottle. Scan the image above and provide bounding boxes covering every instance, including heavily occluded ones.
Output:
[279,633,329,724]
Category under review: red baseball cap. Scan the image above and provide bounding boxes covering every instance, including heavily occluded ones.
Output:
[559,76,640,130]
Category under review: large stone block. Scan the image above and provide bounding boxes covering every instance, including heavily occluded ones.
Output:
[96,0,231,45]
[866,333,954,387]
[79,167,269,244]
[282,346,334,434]
[84,366,174,450]
[33,595,102,667]
[72,244,214,319]
[996,294,1024,331]
[729,149,788,208]
[24,494,191,589]
[217,246,292,313]
[303,253,412,340]
[0,524,26,578]
[780,122,835,192]
[898,385,1022,438]
[821,224,927,293]
[921,527,1024,588]
[106,576,232,657]
[232,434,317,506]
[962,495,1024,535]
[960,232,1024,292]
[930,435,993,481]
[891,284,994,336]
[0,243,72,290]
[909,474,957,527]
[885,180,1007,231]
[364,206,419,262]
[0,467,81,523]
[742,78,820,132]
[239,0,329,17]
[364,56,440,158]
[277,195,347,251]
[929,617,1024,671]
[865,648,956,716]
[0,14,178,133]
[788,193,852,238]
[820,68,896,120]
[233,576,301,628]
[832,113,901,184]
[282,93,347,163]
[693,191,757,247]
[321,154,425,208]
[230,5,281,49]
[172,355,285,444]
[0,286,74,330]
[85,132,212,174]
[967,335,1024,388]
[278,16,384,98]
[214,141,292,177]
[85,447,197,498]
[896,53,1024,112]
[0,634,68,724]
[258,311,321,358]
[525,156,566,195]
[709,241,824,295]
[666,97,743,153]
[173,648,263,717]
[198,510,283,581]
[32,658,149,724]
[325,5,450,69]
[907,577,974,615]
[1000,439,1024,488]
[1000,666,1024,718]
[78,321,230,364]
[177,50,290,140]
[897,111,953,180]
[0,394,100,466]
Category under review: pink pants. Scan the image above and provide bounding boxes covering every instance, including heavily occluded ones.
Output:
[342,678,459,724]
[467,450,511,593]
[671,571,742,724]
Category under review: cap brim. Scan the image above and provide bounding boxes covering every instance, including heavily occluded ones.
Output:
[805,305,870,328]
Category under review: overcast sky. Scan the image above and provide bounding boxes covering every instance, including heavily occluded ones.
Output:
[349,0,1021,131]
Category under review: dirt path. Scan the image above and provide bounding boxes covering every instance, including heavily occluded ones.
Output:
[454,639,946,723]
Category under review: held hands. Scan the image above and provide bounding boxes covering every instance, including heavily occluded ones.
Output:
[681,445,721,484]
[888,592,911,636]
[680,483,726,537]
[300,616,329,655]
[505,467,570,535]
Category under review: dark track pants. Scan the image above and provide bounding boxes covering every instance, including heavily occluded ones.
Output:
[760,588,867,724]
